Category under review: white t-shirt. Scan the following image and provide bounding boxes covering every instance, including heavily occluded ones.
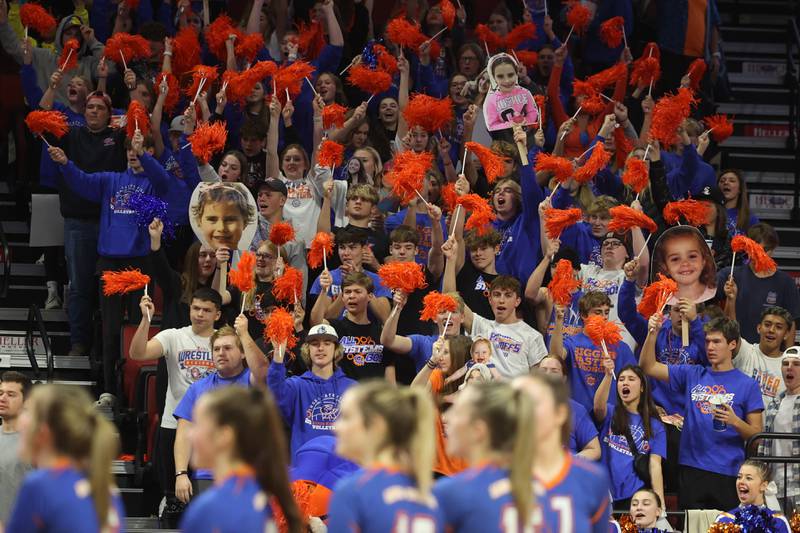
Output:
[734,339,785,407]
[154,326,215,429]
[471,314,547,378]
[579,265,637,350]
[281,166,347,249]
[773,394,797,460]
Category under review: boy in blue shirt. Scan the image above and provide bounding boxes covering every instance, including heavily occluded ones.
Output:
[640,315,763,511]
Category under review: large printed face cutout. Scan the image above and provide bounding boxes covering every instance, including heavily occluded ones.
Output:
[189,182,258,251]
[651,226,717,304]
[482,53,539,132]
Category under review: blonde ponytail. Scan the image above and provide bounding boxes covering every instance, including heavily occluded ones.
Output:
[404,387,436,494]
[508,387,535,525]
[88,412,119,529]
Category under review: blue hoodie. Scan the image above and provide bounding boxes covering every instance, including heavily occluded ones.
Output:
[59,152,171,258]
[662,146,716,199]
[492,146,545,283]
[268,361,356,461]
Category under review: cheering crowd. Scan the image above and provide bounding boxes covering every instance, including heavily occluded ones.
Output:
[1,0,800,531]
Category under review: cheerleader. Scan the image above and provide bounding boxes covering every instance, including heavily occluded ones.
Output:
[328,382,444,532]
[179,386,301,533]
[433,382,536,532]
[714,460,790,532]
[6,385,124,533]
[514,373,611,533]
[628,488,669,531]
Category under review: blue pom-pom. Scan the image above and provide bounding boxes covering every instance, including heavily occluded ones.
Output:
[361,40,378,70]
[733,504,775,532]
[127,192,175,240]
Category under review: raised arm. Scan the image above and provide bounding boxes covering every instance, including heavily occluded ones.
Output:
[380,292,413,354]
[426,203,445,279]
[267,98,281,178]
[235,314,269,386]
[639,314,669,382]
[320,0,343,47]
[151,77,169,158]
[442,237,474,330]
[129,295,164,360]
[549,305,567,359]
[310,270,334,326]
[410,338,442,391]
[525,239,557,305]
[592,353,615,422]
[396,53,411,143]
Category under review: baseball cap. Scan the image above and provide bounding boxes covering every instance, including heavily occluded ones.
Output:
[306,324,338,343]
[169,116,186,132]
[695,185,725,206]
[782,346,800,362]
[255,177,288,197]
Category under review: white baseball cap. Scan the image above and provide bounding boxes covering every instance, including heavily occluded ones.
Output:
[306,324,338,343]
[169,116,186,132]
[782,346,800,362]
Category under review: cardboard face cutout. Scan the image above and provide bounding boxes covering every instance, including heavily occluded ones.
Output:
[482,53,539,132]
[189,182,258,251]
[651,226,718,304]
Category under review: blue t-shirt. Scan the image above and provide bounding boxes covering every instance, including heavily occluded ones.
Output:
[651,317,709,416]
[384,210,447,265]
[407,334,437,372]
[724,207,758,237]
[565,333,637,415]
[328,469,445,533]
[537,453,610,533]
[6,466,126,533]
[173,368,252,480]
[668,365,764,476]
[570,399,599,455]
[180,472,274,532]
[309,267,392,321]
[600,404,667,501]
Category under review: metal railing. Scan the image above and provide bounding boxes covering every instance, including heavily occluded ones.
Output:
[746,432,800,509]
[25,304,53,382]
[0,223,9,299]
[787,18,800,222]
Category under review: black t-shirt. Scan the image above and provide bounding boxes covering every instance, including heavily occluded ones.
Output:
[243,153,266,190]
[329,317,394,381]
[456,260,496,320]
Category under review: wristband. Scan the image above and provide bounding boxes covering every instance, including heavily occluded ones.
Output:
[163,51,173,57]
[175,470,189,478]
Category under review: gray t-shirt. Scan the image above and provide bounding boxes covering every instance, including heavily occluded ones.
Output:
[0,429,30,522]
[471,314,547,378]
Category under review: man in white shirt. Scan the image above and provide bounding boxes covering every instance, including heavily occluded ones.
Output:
[0,371,32,523]
[735,306,794,406]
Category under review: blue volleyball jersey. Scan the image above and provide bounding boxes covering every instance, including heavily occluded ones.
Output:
[179,470,275,533]
[327,468,444,533]
[6,465,125,533]
[536,453,611,533]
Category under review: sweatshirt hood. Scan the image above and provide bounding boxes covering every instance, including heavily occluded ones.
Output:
[299,367,348,384]
[54,14,88,55]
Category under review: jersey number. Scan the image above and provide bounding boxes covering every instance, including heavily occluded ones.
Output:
[393,512,436,533]
[501,496,573,533]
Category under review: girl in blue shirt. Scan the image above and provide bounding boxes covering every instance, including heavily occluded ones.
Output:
[593,364,666,512]
[6,385,125,533]
[433,382,535,532]
[718,169,759,237]
[714,460,790,532]
[179,386,302,533]
[328,382,444,533]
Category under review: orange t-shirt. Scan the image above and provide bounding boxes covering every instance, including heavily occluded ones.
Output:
[684,0,708,58]
[430,370,467,477]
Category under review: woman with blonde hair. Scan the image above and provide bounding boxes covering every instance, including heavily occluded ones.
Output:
[329,381,444,532]
[6,385,124,532]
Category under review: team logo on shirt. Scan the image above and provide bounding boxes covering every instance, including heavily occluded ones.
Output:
[340,335,383,366]
[488,332,522,356]
[750,369,781,399]
[286,181,313,200]
[766,291,777,305]
[690,384,734,414]
[109,184,146,215]
[305,393,342,430]
[177,349,214,380]
[582,277,619,295]
[659,346,695,365]
[574,346,618,377]
[605,425,650,456]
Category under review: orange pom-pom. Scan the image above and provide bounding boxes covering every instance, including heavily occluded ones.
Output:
[155,72,180,114]
[587,62,627,92]
[403,94,454,134]
[534,94,546,127]
[515,50,539,69]
[19,3,56,36]
[574,144,611,183]
[439,0,456,29]
[297,20,325,61]
[102,269,150,296]
[58,39,79,72]
[566,2,592,35]
[271,481,314,533]
[374,44,399,75]
[599,16,625,48]
[172,26,202,77]
[663,199,713,226]
[456,193,494,215]
[205,15,243,61]
[272,267,304,304]
[613,127,634,168]
[686,58,707,92]
[548,259,581,307]
[463,205,497,235]
[474,24,504,53]
[269,221,296,246]
[104,33,151,66]
[584,315,622,348]
[185,65,219,99]
[25,110,69,139]
[705,114,734,143]
[544,207,582,240]
[707,523,743,533]
[637,273,678,319]
[621,157,649,194]
[505,22,537,50]
[264,307,297,350]
[322,103,348,129]
[189,121,227,164]
[650,88,697,147]
[581,94,606,116]
[228,251,256,293]
[386,151,434,204]
[124,0,140,10]
[125,100,150,139]
[318,140,345,168]
[378,262,428,293]
[235,33,265,63]
[440,184,457,214]
[386,17,423,49]
[607,205,657,234]
[572,79,596,99]
[731,235,777,274]
[465,142,504,184]
[535,152,573,183]
[420,291,458,322]
[274,61,316,102]
[630,56,661,91]
[641,42,661,60]
[307,232,335,269]
[347,63,393,95]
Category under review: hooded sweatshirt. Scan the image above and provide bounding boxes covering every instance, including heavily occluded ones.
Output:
[59,152,171,258]
[0,15,104,106]
[267,361,356,461]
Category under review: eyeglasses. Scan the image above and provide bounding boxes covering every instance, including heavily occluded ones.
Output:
[255,252,275,260]
[602,240,623,249]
